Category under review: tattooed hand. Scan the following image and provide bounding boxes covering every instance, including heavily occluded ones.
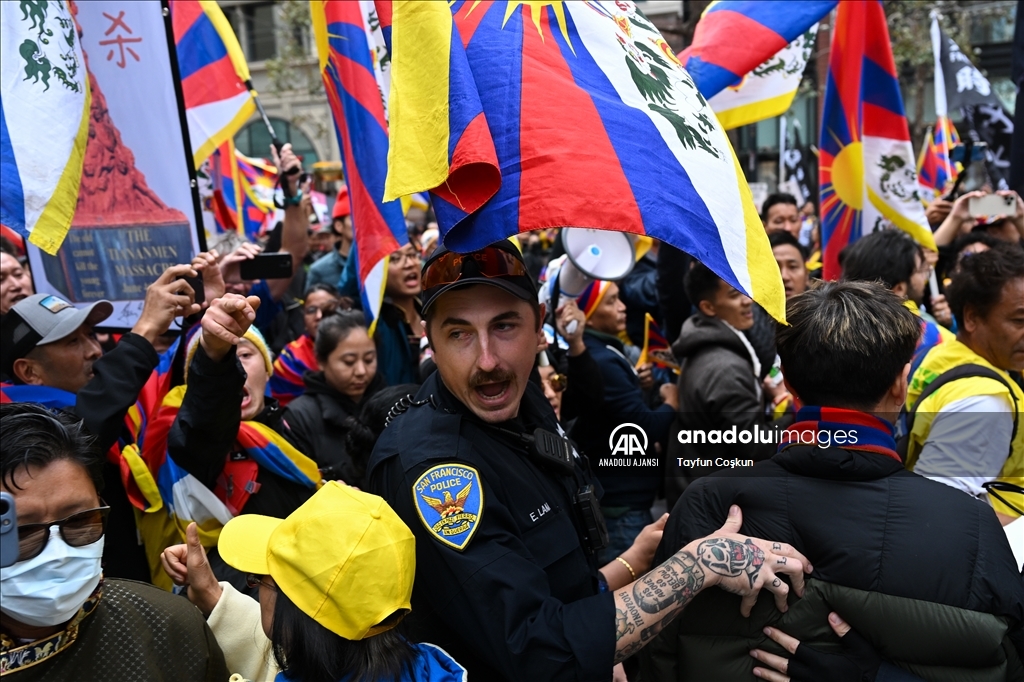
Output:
[611,505,812,662]
[688,505,812,617]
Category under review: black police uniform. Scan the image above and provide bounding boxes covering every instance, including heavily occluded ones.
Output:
[367,370,616,681]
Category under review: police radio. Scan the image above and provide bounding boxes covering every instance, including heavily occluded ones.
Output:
[573,485,609,554]
[524,428,609,554]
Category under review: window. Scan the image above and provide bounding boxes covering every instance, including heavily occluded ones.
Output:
[243,3,276,62]
[235,117,320,166]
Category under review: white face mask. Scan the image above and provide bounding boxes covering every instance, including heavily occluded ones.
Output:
[0,527,104,627]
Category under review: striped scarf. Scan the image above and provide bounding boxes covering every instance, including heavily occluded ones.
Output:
[778,406,900,463]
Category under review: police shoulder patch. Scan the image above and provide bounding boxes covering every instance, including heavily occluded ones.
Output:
[412,463,483,551]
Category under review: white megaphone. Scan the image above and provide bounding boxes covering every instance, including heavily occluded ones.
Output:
[544,228,635,335]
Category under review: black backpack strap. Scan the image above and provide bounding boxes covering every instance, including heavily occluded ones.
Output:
[906,364,1020,455]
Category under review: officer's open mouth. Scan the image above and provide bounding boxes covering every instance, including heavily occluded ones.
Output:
[474,381,509,401]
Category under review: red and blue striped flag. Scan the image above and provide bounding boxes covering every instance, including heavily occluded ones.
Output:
[819,0,934,281]
[269,335,318,407]
[311,1,408,334]
[917,116,960,201]
[170,0,255,168]
[236,151,276,238]
[680,1,836,99]
[210,140,241,235]
[377,0,786,322]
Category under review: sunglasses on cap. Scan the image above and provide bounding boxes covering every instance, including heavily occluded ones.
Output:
[421,246,529,291]
[16,505,109,562]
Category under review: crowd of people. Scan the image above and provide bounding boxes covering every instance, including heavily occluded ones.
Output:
[0,145,1022,681]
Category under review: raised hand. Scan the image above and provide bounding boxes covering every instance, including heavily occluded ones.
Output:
[191,250,224,307]
[159,523,223,617]
[219,242,263,284]
[199,293,261,362]
[131,263,202,344]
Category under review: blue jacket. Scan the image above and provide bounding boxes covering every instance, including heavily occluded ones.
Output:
[275,642,465,682]
[307,247,347,289]
[571,330,675,509]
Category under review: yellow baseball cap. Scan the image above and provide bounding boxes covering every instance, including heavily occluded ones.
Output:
[218,482,416,640]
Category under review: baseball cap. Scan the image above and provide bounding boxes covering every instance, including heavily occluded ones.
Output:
[420,240,537,315]
[218,482,416,641]
[332,186,351,219]
[1,294,112,375]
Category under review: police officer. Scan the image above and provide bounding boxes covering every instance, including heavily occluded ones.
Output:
[367,240,810,681]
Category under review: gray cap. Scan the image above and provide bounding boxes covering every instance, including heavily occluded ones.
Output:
[2,294,112,375]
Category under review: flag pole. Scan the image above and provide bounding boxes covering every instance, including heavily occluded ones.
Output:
[244,80,300,197]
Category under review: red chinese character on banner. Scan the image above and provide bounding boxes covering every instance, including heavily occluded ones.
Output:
[98,11,141,68]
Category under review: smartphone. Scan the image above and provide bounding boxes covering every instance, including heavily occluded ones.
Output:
[0,492,18,568]
[175,274,205,304]
[239,252,293,280]
[969,193,1016,218]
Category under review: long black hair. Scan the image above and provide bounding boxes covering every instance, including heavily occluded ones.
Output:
[270,588,416,682]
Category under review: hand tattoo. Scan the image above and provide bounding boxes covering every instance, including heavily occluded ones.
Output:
[696,537,765,589]
[633,552,706,614]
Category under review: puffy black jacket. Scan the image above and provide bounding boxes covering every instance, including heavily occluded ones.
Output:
[640,443,1024,682]
[282,370,386,487]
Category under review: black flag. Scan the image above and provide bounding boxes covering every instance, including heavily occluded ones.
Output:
[936,24,1014,190]
[782,126,814,206]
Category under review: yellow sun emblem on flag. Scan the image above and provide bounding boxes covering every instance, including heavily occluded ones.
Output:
[463,1,574,49]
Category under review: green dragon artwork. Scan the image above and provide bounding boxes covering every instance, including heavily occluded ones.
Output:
[18,0,82,94]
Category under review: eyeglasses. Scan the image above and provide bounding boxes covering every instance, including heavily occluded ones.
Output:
[546,372,568,393]
[17,506,109,562]
[245,573,277,591]
[421,247,529,291]
[390,250,421,266]
[304,303,339,317]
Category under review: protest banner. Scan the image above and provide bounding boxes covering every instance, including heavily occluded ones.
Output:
[25,0,204,330]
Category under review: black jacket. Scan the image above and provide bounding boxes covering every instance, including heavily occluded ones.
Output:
[667,314,782,504]
[619,253,659,347]
[75,333,159,582]
[641,443,1024,682]
[169,344,313,520]
[571,330,675,510]
[367,371,615,682]
[282,370,386,487]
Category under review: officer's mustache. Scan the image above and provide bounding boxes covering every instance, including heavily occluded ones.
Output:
[469,368,515,388]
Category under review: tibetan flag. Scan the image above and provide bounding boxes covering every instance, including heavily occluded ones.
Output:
[917,117,960,202]
[235,150,277,209]
[636,313,679,371]
[270,333,318,407]
[235,150,276,238]
[707,24,818,130]
[380,1,786,322]
[210,139,241,234]
[1,0,91,255]
[170,0,255,168]
[680,1,836,100]
[311,1,408,333]
[819,0,935,281]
